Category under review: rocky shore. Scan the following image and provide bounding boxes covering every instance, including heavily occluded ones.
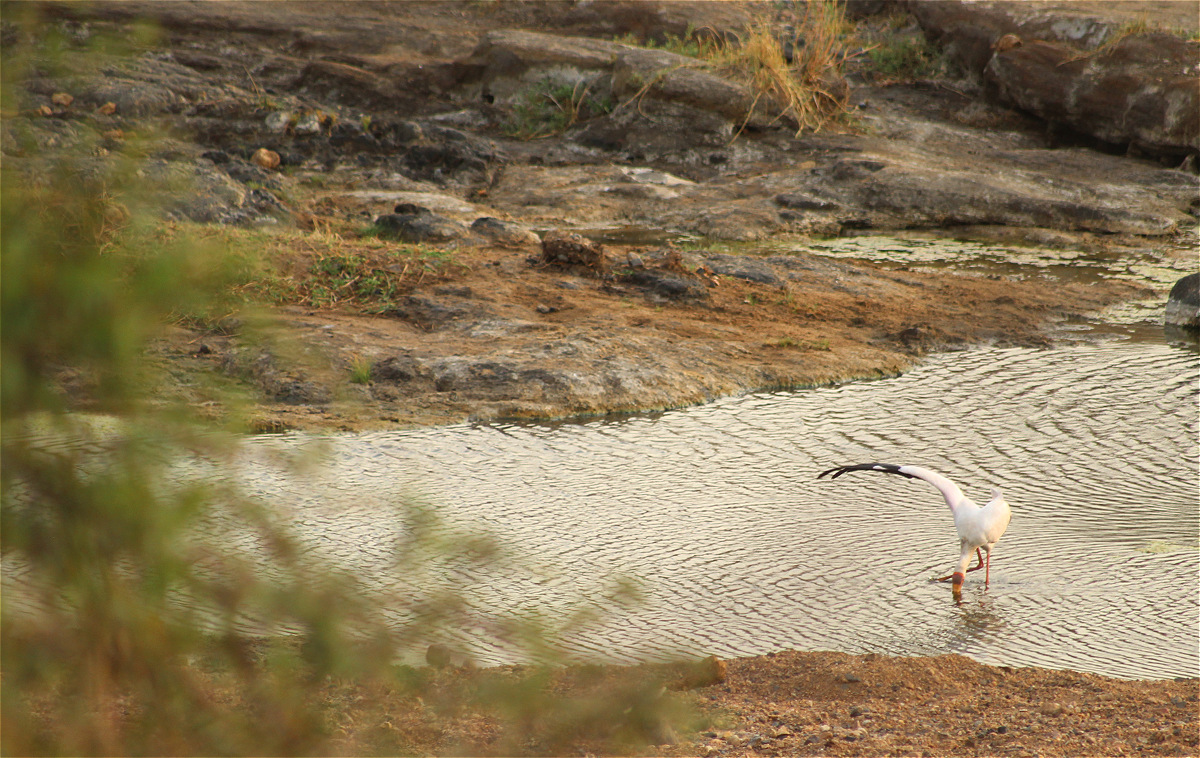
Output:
[5,0,1197,431]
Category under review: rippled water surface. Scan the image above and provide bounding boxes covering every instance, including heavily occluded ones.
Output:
[238,337,1199,680]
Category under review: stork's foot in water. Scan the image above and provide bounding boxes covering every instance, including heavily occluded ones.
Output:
[935,570,968,583]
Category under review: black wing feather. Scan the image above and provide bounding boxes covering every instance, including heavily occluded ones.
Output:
[817,462,919,480]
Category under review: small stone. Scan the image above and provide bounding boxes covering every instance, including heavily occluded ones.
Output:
[993,33,1023,52]
[395,203,430,215]
[251,147,281,170]
[771,726,793,738]
[264,111,292,132]
[1041,702,1065,717]
[535,304,557,314]
[95,101,117,115]
[539,230,607,272]
[50,92,74,107]
[36,104,53,117]
[293,112,324,135]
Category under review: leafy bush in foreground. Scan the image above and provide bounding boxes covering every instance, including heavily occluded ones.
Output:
[0,14,688,755]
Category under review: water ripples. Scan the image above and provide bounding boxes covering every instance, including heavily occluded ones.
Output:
[235,339,1197,679]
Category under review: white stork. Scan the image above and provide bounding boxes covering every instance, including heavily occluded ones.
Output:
[818,463,1012,594]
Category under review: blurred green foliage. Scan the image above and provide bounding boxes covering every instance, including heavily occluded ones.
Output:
[1,10,692,756]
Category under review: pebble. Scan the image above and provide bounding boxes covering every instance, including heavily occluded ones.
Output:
[252,148,281,170]
[264,111,292,132]
[294,112,324,135]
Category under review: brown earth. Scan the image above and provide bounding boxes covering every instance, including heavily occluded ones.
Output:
[322,650,1199,756]
[669,651,1199,758]
[158,234,1147,432]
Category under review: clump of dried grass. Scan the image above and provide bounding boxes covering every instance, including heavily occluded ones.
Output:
[718,0,852,136]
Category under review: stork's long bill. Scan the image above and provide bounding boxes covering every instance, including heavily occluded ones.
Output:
[818,463,1012,597]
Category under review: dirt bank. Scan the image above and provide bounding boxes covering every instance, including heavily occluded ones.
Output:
[327,649,1199,756]
[157,231,1149,432]
[669,650,1199,758]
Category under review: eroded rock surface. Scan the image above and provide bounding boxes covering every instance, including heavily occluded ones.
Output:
[914,0,1200,159]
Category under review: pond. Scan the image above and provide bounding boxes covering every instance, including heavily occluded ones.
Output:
[241,334,1198,680]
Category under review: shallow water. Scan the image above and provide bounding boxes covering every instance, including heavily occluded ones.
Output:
[240,337,1199,680]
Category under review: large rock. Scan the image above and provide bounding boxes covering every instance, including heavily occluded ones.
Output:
[457,29,775,133]
[913,1,1117,74]
[913,2,1200,160]
[610,45,765,127]
[373,207,469,243]
[457,29,623,101]
[985,33,1200,158]
[562,0,751,44]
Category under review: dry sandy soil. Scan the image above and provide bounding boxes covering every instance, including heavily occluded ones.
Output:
[323,649,1199,756]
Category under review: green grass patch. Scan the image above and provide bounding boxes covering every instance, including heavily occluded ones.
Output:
[502,78,615,140]
[613,24,724,60]
[347,354,373,384]
[866,34,945,82]
[181,225,459,314]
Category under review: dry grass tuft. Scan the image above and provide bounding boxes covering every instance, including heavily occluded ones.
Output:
[717,0,852,136]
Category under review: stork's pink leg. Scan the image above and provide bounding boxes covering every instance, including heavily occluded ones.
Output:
[984,551,991,586]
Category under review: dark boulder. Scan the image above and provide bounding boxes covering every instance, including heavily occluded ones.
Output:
[621,269,709,301]
[372,211,468,243]
[702,253,783,286]
[1165,272,1199,331]
[371,355,435,389]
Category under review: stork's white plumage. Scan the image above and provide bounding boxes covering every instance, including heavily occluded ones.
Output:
[817,463,1012,594]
